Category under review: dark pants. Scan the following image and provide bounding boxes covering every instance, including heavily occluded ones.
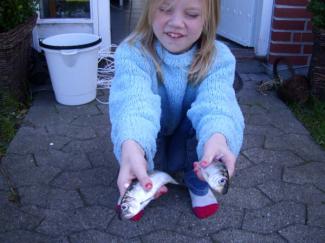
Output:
[155,117,209,195]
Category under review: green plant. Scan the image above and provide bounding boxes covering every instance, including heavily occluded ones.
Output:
[289,97,325,149]
[0,90,29,158]
[0,0,38,33]
[307,0,325,29]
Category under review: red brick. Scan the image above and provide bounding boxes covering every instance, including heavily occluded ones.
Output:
[303,44,313,54]
[275,0,309,6]
[293,32,314,42]
[268,54,309,65]
[270,43,301,53]
[271,31,292,41]
[307,20,313,31]
[273,20,306,30]
[274,7,312,18]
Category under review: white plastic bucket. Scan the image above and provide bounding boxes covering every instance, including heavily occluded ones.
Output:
[40,33,101,105]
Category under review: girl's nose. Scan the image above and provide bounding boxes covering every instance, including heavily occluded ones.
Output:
[167,12,185,28]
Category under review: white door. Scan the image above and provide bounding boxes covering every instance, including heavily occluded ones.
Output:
[218,0,257,47]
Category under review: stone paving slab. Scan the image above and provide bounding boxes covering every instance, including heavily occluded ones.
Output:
[7,127,71,155]
[1,154,61,187]
[0,230,67,243]
[107,206,183,238]
[231,163,283,188]
[1,59,325,242]
[175,205,243,237]
[279,224,325,243]
[265,134,325,162]
[242,201,305,234]
[242,147,305,167]
[79,185,119,209]
[69,230,139,243]
[258,180,325,205]
[308,204,325,227]
[219,186,272,209]
[141,230,213,243]
[34,150,92,171]
[50,167,116,190]
[244,124,285,137]
[211,229,287,243]
[283,162,325,191]
[0,204,43,233]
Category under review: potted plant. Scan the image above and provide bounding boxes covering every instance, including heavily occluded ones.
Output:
[0,0,38,102]
[307,0,325,101]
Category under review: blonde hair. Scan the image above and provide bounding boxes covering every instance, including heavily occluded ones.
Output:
[127,0,220,85]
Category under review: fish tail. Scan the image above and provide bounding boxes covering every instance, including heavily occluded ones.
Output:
[166,174,179,185]
[169,178,179,185]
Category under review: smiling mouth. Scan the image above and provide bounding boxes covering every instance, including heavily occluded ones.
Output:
[166,32,184,38]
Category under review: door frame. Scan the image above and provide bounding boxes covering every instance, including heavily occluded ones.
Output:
[254,0,274,57]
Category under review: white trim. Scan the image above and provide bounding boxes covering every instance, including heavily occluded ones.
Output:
[92,0,99,35]
[32,27,40,51]
[255,0,274,56]
[37,18,93,24]
[97,0,111,48]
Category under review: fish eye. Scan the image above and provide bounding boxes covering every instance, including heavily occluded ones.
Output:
[121,204,129,211]
[218,178,227,185]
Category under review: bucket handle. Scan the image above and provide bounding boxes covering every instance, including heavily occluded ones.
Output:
[60,50,79,56]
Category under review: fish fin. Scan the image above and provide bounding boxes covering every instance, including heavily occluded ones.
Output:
[117,196,122,205]
[115,204,122,220]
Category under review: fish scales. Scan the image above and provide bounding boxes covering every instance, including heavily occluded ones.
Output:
[119,171,178,219]
[200,159,229,195]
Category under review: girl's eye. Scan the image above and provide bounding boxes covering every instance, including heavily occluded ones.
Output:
[159,5,172,13]
[186,13,199,18]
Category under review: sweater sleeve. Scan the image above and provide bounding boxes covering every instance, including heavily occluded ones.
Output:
[108,42,161,171]
[187,42,244,159]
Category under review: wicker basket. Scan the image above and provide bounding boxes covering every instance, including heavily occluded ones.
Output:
[0,14,37,101]
[309,27,325,101]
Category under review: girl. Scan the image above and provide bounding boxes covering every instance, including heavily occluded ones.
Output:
[109,0,244,220]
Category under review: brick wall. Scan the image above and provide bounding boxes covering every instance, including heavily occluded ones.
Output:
[268,0,313,67]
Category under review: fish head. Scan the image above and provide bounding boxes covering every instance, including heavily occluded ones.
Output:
[120,197,142,219]
[209,174,229,194]
[204,163,229,194]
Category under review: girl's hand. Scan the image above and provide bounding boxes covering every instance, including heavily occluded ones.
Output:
[193,133,236,179]
[117,140,167,198]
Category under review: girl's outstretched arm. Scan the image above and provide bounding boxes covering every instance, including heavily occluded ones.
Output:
[109,42,161,172]
[188,42,244,173]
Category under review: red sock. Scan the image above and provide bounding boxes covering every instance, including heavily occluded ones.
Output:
[130,210,144,221]
[189,189,219,219]
[192,203,219,219]
[115,205,144,221]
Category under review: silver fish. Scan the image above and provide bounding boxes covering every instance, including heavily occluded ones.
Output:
[118,171,178,219]
[200,159,229,194]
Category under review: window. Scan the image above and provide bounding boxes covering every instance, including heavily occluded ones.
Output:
[39,0,91,18]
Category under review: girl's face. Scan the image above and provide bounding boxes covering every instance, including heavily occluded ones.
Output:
[152,0,205,54]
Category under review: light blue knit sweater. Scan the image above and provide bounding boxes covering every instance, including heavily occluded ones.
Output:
[109,40,244,171]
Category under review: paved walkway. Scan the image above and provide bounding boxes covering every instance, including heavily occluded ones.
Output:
[1,59,325,242]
